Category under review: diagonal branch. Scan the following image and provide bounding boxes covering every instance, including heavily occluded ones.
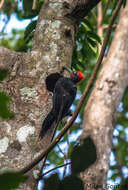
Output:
[0,0,4,8]
[41,162,71,178]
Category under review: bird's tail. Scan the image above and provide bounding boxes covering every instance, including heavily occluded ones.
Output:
[39,111,56,139]
[39,95,65,140]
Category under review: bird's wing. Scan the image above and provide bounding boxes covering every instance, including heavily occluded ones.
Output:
[45,73,62,92]
[53,78,76,120]
[52,80,66,120]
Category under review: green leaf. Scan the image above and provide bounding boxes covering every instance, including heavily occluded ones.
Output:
[44,173,60,190]
[116,140,128,164]
[87,37,97,48]
[0,171,27,190]
[47,149,64,166]
[0,92,14,118]
[23,0,38,18]
[61,175,84,190]
[88,42,98,54]
[71,137,97,174]
[39,0,45,3]
[24,31,35,44]
[87,31,102,44]
[82,19,93,30]
[123,0,127,8]
[24,20,37,41]
[22,0,44,18]
[0,69,8,81]
[110,172,118,181]
[23,0,33,13]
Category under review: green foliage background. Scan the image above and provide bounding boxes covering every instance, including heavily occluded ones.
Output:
[0,0,128,189]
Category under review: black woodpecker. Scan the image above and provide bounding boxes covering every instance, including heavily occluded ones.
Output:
[39,69,84,139]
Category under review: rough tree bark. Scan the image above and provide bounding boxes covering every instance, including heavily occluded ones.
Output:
[0,0,100,189]
[81,3,128,190]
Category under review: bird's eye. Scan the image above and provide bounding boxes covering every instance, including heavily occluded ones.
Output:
[72,72,77,76]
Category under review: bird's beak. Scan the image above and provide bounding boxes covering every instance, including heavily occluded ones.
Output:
[63,66,73,75]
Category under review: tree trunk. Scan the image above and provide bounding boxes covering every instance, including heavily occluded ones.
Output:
[81,3,128,190]
[0,0,100,189]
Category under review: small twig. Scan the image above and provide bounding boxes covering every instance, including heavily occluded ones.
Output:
[62,162,67,178]
[102,24,117,30]
[57,144,66,158]
[0,0,4,9]
[97,2,103,52]
[41,162,71,178]
[97,2,103,30]
[32,0,37,10]
[19,0,123,174]
[66,130,70,147]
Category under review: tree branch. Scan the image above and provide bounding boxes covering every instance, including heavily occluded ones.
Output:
[97,2,103,52]
[65,0,101,21]
[32,0,37,10]
[0,0,4,9]
[81,1,128,189]
[41,162,71,178]
[0,46,23,72]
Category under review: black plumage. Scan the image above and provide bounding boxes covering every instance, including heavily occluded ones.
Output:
[39,71,84,139]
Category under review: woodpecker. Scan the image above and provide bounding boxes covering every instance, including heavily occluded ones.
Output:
[39,67,84,139]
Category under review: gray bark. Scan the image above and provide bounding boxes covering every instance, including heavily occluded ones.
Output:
[81,3,128,190]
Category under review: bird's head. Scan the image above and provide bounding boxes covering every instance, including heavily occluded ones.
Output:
[71,71,84,83]
[62,66,84,83]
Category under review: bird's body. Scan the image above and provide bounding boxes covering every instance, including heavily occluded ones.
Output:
[39,70,84,139]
